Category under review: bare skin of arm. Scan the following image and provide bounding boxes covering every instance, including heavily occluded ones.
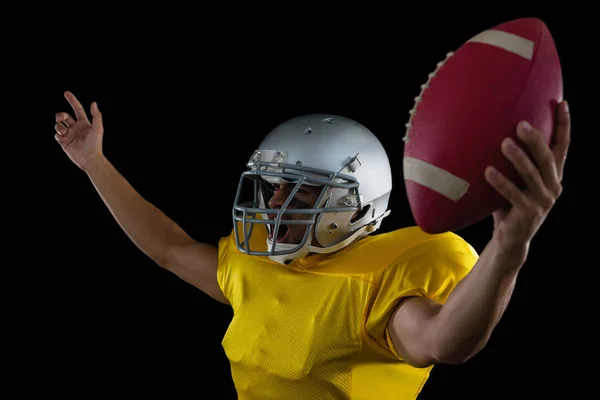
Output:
[389,239,520,368]
[389,101,571,368]
[54,91,228,305]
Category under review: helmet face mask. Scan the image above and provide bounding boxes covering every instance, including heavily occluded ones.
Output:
[232,160,362,258]
[231,115,393,264]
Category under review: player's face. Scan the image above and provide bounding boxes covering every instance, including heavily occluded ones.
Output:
[266,183,322,245]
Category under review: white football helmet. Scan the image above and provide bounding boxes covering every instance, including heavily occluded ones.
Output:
[232,114,393,264]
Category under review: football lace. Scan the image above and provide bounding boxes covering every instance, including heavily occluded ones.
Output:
[403,51,455,143]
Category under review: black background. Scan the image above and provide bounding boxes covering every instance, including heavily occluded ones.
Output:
[20,6,585,399]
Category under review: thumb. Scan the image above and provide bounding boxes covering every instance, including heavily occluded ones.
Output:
[90,102,104,132]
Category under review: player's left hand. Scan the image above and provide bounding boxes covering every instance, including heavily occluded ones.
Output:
[485,100,571,263]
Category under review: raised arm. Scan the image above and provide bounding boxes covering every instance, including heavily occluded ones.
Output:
[54,91,228,305]
[389,101,570,368]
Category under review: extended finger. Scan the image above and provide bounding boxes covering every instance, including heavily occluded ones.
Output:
[501,136,548,199]
[485,166,528,208]
[64,91,90,123]
[516,121,560,193]
[552,100,571,180]
[55,112,76,128]
[90,102,104,132]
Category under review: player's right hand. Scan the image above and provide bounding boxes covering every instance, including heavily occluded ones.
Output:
[54,91,104,171]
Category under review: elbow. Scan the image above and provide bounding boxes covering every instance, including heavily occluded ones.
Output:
[154,243,179,270]
[434,352,473,365]
[147,250,170,270]
[431,338,489,365]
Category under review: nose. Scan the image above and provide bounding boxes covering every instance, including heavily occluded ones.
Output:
[267,186,289,210]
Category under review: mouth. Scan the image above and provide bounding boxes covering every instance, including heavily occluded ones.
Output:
[269,224,290,243]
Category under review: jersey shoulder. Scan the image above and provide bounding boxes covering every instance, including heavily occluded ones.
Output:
[369,226,478,256]
[305,226,478,275]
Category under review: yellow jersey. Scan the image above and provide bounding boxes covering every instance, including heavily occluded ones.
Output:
[217,224,478,399]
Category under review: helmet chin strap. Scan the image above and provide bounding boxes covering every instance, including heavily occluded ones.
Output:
[266,210,391,265]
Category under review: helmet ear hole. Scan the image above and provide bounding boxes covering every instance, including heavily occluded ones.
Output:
[350,205,371,225]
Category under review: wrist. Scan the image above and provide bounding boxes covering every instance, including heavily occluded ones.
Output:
[489,233,529,271]
[82,153,108,175]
